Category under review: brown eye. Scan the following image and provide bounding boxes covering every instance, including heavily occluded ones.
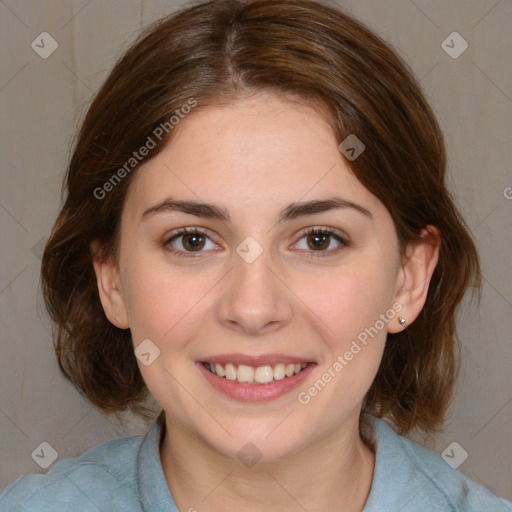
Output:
[306,232,331,251]
[181,232,206,251]
[164,228,218,257]
[293,227,349,257]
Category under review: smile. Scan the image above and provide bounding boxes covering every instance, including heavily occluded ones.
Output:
[197,358,316,402]
[202,362,308,385]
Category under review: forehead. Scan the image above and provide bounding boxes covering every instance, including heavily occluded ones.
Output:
[123,93,382,221]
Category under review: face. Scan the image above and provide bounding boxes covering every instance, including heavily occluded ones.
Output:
[102,92,408,463]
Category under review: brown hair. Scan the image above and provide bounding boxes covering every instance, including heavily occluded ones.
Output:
[41,0,480,434]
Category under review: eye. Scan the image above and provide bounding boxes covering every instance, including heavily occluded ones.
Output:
[162,226,349,259]
[291,226,349,257]
[163,227,218,258]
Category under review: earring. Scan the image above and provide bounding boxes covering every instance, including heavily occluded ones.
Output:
[398,317,407,328]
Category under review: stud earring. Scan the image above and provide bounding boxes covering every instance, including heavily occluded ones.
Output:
[398,317,407,328]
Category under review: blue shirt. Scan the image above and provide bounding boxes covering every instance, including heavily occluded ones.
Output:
[1,412,511,511]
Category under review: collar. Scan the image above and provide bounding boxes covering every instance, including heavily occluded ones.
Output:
[137,411,179,512]
[361,413,424,511]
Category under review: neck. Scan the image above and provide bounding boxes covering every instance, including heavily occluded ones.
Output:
[159,411,376,512]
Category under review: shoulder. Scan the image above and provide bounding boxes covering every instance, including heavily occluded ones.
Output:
[0,435,144,512]
[365,415,512,511]
[397,432,511,510]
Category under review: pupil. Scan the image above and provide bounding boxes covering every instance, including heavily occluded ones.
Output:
[184,234,204,250]
[309,233,328,250]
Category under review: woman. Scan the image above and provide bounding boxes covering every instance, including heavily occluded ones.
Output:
[1,0,510,510]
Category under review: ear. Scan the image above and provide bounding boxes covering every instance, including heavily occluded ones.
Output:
[90,240,130,329]
[388,226,441,333]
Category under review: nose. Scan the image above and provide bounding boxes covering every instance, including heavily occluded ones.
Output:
[216,241,294,335]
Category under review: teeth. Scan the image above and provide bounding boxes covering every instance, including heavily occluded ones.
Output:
[204,362,308,384]
[254,365,274,384]
[273,363,286,380]
[237,364,254,383]
[285,363,295,377]
[225,363,236,381]
[215,363,225,377]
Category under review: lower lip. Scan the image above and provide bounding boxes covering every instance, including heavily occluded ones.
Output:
[196,362,316,402]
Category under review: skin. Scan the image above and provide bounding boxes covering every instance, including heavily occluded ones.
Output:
[92,91,440,511]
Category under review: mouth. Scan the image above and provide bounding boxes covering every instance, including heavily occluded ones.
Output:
[201,361,309,385]
[196,353,316,402]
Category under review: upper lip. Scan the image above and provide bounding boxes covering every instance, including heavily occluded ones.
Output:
[199,353,314,366]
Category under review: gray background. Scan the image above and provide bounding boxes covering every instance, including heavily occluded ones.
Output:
[1,0,511,501]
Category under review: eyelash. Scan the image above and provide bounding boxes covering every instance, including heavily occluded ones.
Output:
[162,226,350,259]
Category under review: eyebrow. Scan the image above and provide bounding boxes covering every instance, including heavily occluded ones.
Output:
[141,196,373,223]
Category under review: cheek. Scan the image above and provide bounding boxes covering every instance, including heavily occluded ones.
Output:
[297,251,397,400]
[121,255,217,346]
[306,259,396,343]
